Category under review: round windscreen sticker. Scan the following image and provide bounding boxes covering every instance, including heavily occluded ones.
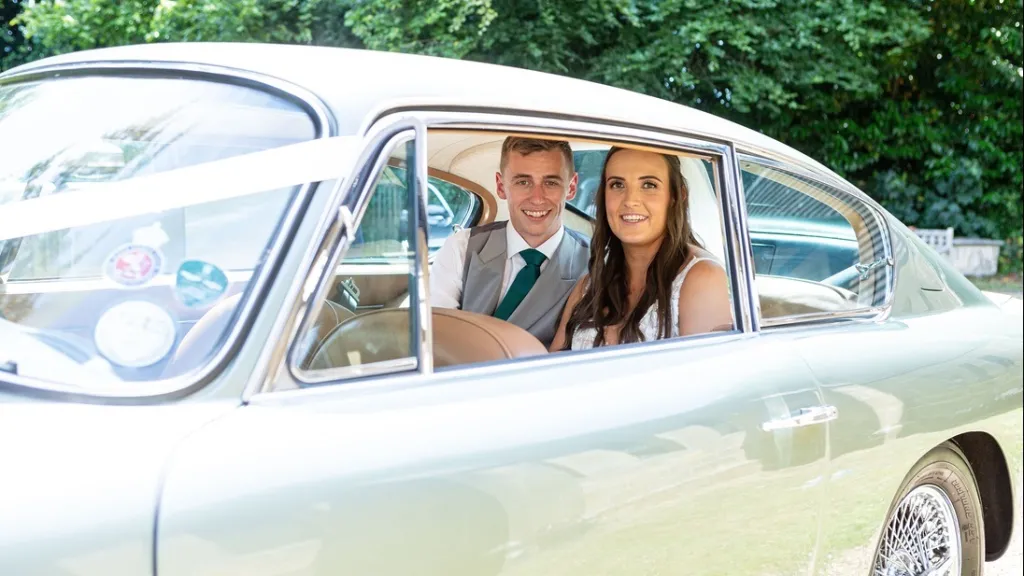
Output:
[175,260,229,308]
[104,244,163,287]
[93,301,176,367]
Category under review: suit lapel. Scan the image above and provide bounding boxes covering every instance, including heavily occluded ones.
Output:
[506,232,581,328]
[462,228,507,315]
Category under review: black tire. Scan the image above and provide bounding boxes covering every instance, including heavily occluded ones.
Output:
[872,441,985,576]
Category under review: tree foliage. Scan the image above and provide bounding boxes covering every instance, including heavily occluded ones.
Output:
[5,0,1023,270]
[1,0,26,70]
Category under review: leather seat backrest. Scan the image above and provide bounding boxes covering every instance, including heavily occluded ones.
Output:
[755,275,857,319]
[309,307,547,371]
[169,292,354,374]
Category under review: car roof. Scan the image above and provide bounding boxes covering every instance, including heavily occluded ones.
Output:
[4,42,841,181]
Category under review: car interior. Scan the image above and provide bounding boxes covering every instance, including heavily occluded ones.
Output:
[180,129,870,378]
[264,128,872,375]
[1,125,873,384]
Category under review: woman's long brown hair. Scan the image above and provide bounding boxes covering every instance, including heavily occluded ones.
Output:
[563,147,700,348]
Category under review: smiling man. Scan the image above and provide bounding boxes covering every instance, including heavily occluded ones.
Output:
[430,136,589,347]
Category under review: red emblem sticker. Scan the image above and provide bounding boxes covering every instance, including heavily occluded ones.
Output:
[103,244,163,287]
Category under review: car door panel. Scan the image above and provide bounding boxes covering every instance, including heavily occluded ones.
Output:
[786,310,1023,575]
[156,336,826,576]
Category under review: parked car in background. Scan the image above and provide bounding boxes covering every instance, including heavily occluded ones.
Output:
[1,43,1020,576]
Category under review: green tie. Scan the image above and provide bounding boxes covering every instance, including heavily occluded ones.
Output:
[494,248,547,320]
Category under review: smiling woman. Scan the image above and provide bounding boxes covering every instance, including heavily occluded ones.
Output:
[552,146,733,351]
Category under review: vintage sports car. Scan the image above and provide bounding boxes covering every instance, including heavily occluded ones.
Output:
[1,43,1021,576]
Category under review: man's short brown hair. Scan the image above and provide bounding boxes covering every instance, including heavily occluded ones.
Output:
[499,136,575,176]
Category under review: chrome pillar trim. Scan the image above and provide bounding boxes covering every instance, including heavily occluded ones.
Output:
[265,117,431,392]
[408,125,434,375]
[0,61,333,404]
[722,142,758,333]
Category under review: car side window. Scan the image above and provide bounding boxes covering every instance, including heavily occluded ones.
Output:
[741,158,890,322]
[294,144,421,377]
[344,167,480,261]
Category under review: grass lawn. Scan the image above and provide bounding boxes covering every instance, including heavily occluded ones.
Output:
[970,272,1023,297]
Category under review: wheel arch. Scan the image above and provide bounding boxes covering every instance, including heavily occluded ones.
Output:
[952,431,1015,561]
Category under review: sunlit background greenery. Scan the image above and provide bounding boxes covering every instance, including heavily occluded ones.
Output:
[3,0,1022,274]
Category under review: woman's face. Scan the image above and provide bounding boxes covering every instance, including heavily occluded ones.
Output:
[603,149,674,250]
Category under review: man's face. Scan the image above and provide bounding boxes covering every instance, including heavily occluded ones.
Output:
[496,149,578,248]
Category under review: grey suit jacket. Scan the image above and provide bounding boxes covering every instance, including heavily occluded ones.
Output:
[459,222,589,347]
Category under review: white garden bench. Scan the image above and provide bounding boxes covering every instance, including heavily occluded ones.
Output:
[914,227,955,256]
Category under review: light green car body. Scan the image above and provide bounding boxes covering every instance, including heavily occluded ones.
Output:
[1,44,1020,576]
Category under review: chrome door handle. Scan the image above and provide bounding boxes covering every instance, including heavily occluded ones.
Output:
[762,405,838,432]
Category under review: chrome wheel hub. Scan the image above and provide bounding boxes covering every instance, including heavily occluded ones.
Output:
[874,484,960,576]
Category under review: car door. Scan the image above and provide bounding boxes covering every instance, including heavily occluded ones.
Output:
[737,156,1024,574]
[155,117,830,576]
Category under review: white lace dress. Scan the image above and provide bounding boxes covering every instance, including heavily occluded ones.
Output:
[571,251,723,350]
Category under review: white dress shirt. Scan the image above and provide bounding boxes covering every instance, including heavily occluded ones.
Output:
[430,224,565,309]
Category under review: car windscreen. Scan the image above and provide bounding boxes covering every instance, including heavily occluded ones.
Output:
[0,74,318,393]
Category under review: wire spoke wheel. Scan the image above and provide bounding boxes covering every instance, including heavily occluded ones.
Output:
[874,484,961,576]
[871,443,986,576]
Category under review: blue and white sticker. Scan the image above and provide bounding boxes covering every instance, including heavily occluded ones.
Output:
[103,244,163,288]
[175,260,229,308]
[93,301,176,367]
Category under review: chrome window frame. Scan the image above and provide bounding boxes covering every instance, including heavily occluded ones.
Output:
[736,153,896,329]
[0,62,333,403]
[261,110,757,397]
[279,117,433,388]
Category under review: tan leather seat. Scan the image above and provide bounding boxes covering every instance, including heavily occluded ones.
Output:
[755,275,857,319]
[168,292,354,373]
[308,308,548,370]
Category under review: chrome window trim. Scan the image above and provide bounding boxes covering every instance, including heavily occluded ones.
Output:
[259,110,756,396]
[412,112,733,157]
[414,111,753,336]
[360,103,831,181]
[243,119,417,399]
[254,328,751,407]
[0,62,333,403]
[268,118,432,391]
[736,153,896,329]
[301,357,419,383]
